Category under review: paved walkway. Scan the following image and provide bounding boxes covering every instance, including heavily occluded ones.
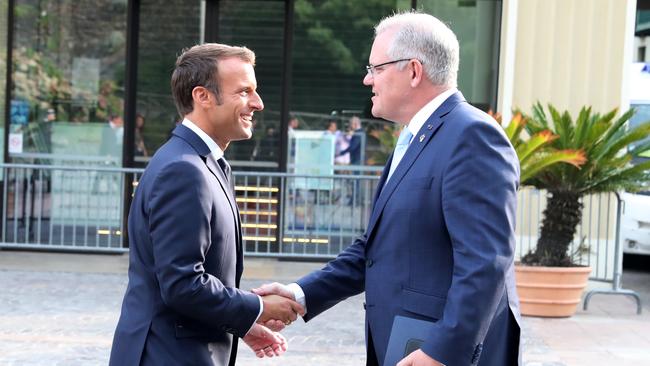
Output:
[0,251,648,365]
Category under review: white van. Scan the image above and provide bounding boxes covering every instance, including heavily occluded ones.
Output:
[621,192,650,255]
[621,62,650,255]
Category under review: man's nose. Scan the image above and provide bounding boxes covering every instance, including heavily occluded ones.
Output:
[251,92,264,111]
[362,73,373,86]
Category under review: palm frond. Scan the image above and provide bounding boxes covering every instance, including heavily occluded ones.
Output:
[629,140,650,157]
[573,106,593,149]
[516,130,558,164]
[497,108,586,187]
[522,104,650,195]
[503,113,526,142]
[593,123,650,163]
[531,102,549,129]
[521,150,586,184]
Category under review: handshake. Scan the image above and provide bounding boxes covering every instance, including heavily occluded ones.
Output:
[242,282,303,359]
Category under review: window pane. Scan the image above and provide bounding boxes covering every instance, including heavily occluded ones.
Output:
[7,0,128,246]
[418,0,502,111]
[135,0,203,165]
[10,0,127,164]
[218,0,285,169]
[0,1,7,170]
[289,0,406,170]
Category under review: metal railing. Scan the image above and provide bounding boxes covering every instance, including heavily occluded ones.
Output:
[0,163,141,252]
[0,164,636,288]
[236,171,379,258]
[515,189,641,313]
[0,163,380,258]
[515,189,619,282]
[0,162,629,265]
[0,163,641,312]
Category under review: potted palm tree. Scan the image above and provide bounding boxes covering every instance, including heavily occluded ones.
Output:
[513,103,650,317]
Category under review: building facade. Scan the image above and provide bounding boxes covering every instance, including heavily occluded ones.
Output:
[0,0,641,252]
[1,0,503,168]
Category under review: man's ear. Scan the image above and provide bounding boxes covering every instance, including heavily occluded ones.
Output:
[409,60,424,88]
[191,86,212,108]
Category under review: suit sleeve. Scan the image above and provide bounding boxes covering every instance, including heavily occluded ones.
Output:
[421,120,519,365]
[296,233,368,321]
[339,134,360,156]
[148,160,260,337]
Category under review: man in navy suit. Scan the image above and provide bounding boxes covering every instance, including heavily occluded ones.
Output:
[339,116,364,166]
[109,43,304,366]
[254,12,521,366]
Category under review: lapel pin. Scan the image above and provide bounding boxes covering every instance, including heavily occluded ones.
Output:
[419,134,425,142]
[427,124,433,130]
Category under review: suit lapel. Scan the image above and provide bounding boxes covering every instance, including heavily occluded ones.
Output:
[173,125,240,222]
[173,124,244,281]
[373,153,392,203]
[204,155,244,281]
[365,92,465,239]
[205,155,239,214]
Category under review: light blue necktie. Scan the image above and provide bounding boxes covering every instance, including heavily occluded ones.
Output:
[386,127,413,182]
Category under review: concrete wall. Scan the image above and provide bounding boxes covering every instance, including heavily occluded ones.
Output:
[500,0,634,115]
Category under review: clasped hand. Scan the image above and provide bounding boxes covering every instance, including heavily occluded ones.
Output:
[243,323,287,358]
[243,282,303,358]
[253,282,301,330]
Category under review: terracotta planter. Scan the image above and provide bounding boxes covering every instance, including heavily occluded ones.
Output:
[515,265,592,317]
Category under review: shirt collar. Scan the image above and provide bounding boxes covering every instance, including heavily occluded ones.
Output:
[181,118,224,159]
[406,88,457,139]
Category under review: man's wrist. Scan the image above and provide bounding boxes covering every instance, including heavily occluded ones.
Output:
[286,283,306,310]
[244,295,264,336]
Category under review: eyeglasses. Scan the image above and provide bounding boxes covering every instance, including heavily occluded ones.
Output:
[365,58,415,77]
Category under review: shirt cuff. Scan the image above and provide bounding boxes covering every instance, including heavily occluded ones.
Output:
[244,295,264,336]
[287,283,306,311]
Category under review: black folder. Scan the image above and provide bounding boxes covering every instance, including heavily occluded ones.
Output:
[383,315,435,366]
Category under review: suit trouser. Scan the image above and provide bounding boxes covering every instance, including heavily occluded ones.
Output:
[366,327,379,366]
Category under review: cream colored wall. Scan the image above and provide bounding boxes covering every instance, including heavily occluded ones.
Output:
[501,0,632,115]
[499,2,629,279]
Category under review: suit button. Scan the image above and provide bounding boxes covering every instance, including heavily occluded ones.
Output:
[366,259,374,268]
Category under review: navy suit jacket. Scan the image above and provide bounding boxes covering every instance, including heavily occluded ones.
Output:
[340,128,364,165]
[109,125,260,366]
[297,92,522,365]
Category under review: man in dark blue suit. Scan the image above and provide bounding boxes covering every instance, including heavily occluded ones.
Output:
[339,116,365,166]
[254,12,521,366]
[109,43,304,366]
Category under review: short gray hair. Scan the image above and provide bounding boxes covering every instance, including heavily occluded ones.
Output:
[375,11,459,88]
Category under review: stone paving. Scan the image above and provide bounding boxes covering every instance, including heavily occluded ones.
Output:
[0,270,367,366]
[1,252,649,365]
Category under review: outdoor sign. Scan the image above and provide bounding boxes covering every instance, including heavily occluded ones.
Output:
[10,100,29,125]
[8,133,23,154]
[292,130,335,190]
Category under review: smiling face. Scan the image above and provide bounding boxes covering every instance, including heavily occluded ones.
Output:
[204,57,264,147]
[363,29,412,124]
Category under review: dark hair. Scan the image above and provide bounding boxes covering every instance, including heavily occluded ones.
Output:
[171,43,256,117]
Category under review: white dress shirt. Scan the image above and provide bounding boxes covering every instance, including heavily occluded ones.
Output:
[404,88,457,140]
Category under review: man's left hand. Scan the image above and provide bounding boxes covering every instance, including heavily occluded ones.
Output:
[396,349,444,366]
[261,319,286,332]
[243,323,287,358]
